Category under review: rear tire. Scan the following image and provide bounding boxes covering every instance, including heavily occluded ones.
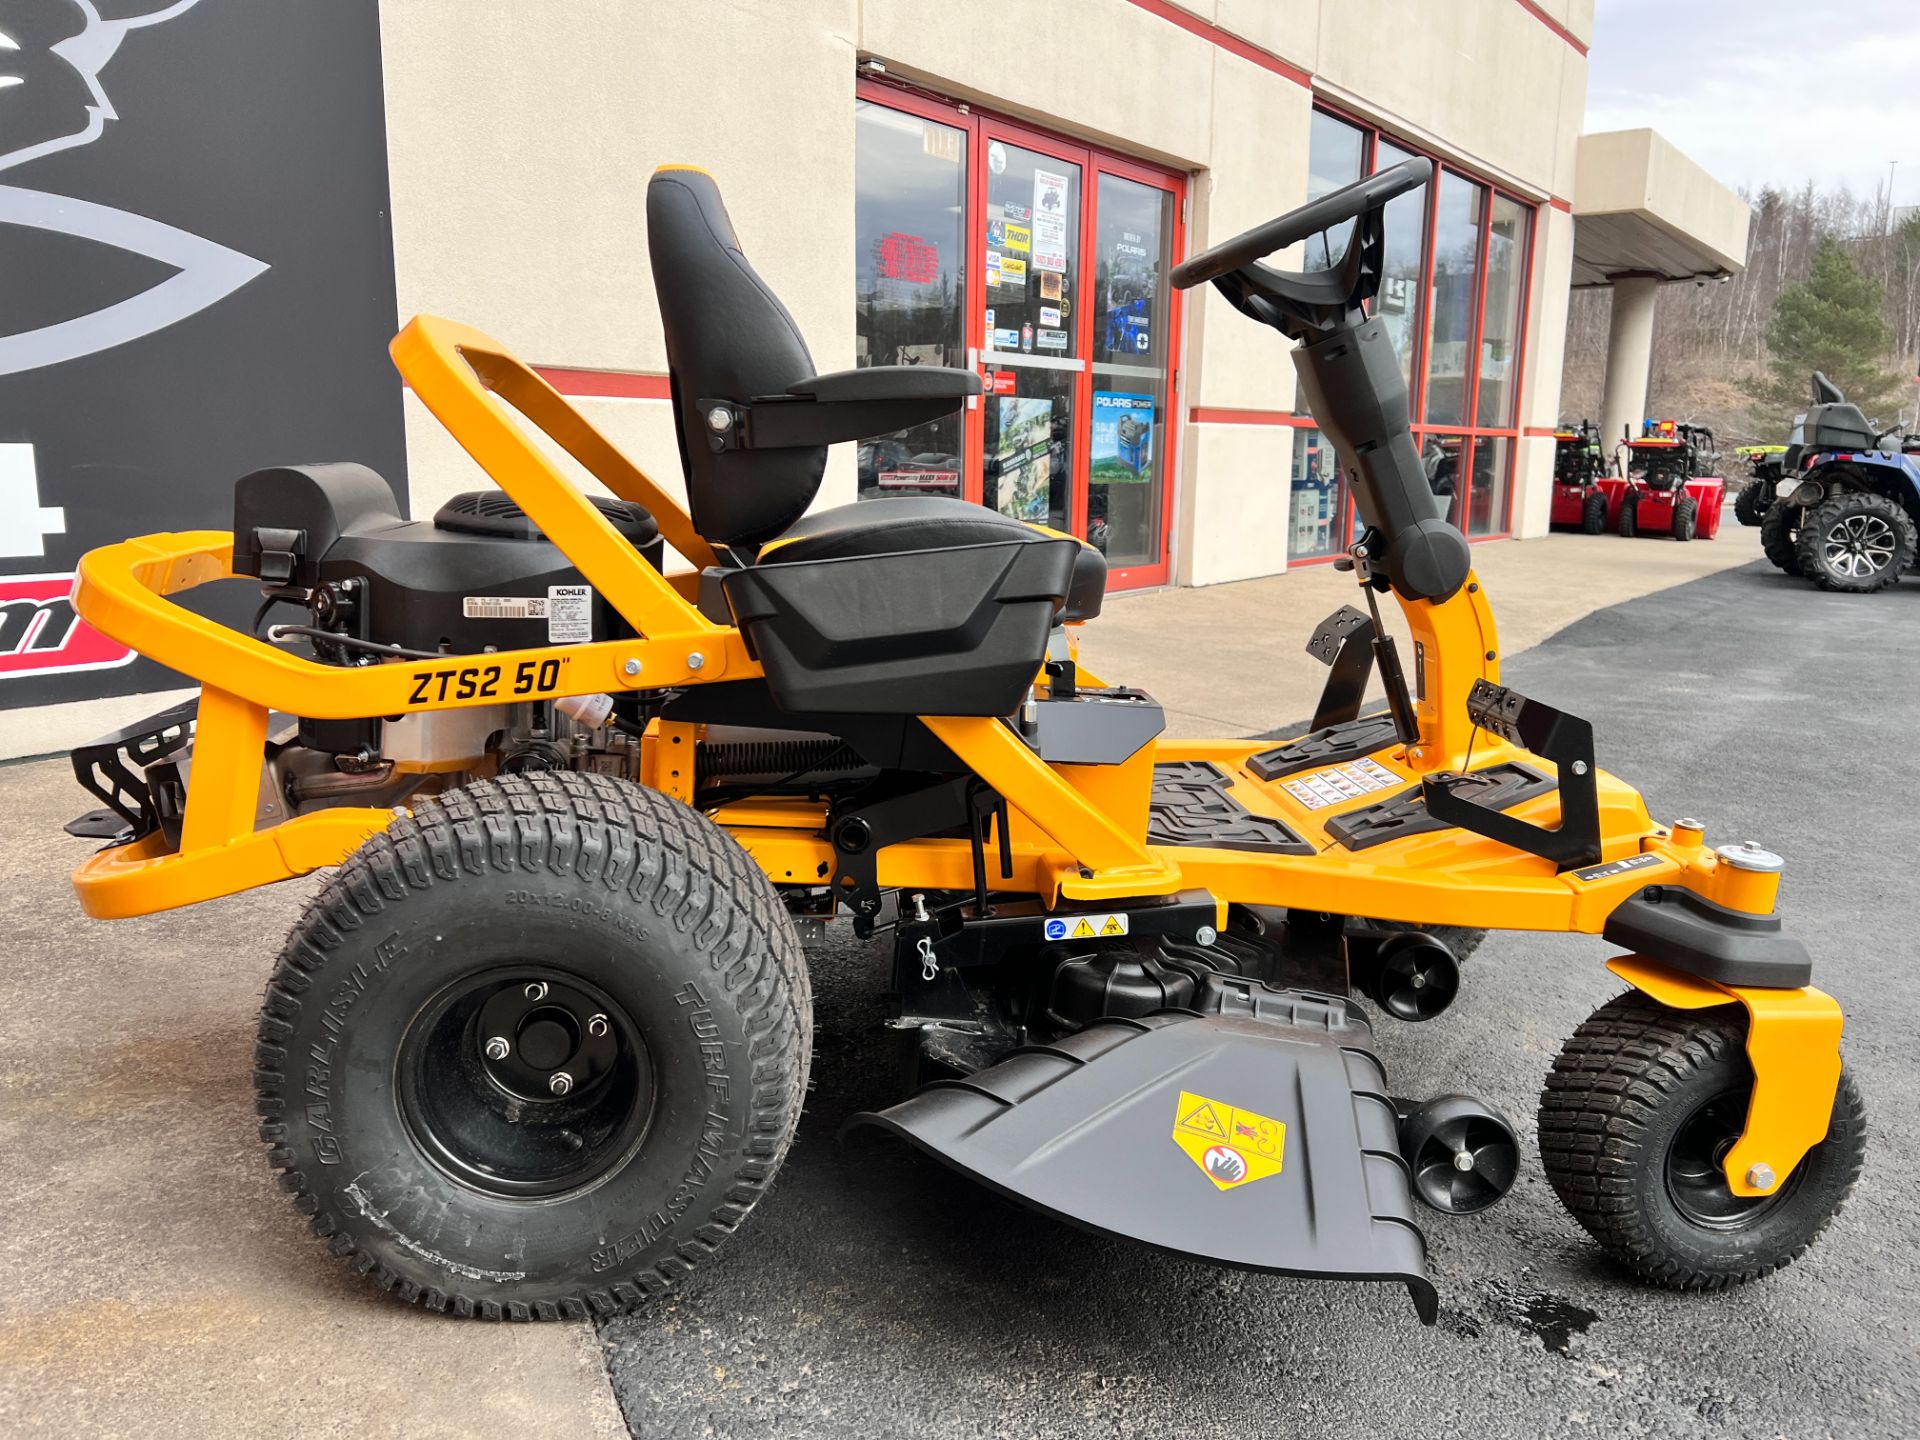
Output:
[1734,479,1772,527]
[1794,490,1915,593]
[1580,490,1607,535]
[1672,495,1697,542]
[1618,496,1638,538]
[1539,992,1863,1291]
[1760,504,1802,575]
[254,771,811,1319]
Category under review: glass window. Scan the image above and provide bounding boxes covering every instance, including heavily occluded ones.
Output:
[1468,434,1511,535]
[1304,110,1366,271]
[1288,427,1349,562]
[1422,172,1485,427]
[1088,172,1175,568]
[1372,140,1429,398]
[854,100,968,500]
[1418,431,1467,530]
[1475,195,1529,428]
[980,139,1080,533]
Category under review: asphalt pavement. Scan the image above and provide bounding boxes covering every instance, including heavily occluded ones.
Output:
[600,560,1919,1439]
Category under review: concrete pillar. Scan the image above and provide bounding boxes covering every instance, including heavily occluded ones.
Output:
[1598,276,1659,465]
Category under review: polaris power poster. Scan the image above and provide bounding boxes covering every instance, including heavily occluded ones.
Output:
[1091,391,1154,482]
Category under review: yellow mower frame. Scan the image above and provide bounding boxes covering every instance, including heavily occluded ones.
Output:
[69,313,1842,1198]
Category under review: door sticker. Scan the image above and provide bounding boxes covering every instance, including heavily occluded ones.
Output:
[1172,1090,1286,1191]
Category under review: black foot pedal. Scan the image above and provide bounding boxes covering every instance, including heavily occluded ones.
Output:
[1147,761,1312,855]
[1249,714,1402,780]
[1326,762,1552,851]
[1304,605,1375,729]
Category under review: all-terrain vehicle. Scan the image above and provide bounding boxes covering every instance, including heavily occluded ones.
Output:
[1614,420,1724,541]
[1758,372,1920,592]
[1547,420,1610,533]
[1732,445,1786,527]
[59,160,1861,1326]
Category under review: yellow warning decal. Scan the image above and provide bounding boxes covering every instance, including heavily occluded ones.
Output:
[1043,912,1129,942]
[1171,1089,1286,1191]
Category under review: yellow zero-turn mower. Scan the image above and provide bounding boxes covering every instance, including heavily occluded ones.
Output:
[62,160,1863,1323]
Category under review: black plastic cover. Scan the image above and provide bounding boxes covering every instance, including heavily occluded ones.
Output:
[433,489,659,547]
[1603,885,1812,989]
[847,994,1436,1323]
[232,463,400,585]
[721,538,1078,715]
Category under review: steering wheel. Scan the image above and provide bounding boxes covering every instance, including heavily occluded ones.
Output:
[1172,157,1433,291]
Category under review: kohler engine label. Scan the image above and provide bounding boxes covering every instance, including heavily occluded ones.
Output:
[462,586,593,644]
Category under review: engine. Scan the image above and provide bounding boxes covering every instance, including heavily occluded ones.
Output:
[224,463,666,822]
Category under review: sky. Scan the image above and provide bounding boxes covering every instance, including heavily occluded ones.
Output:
[1584,0,1920,206]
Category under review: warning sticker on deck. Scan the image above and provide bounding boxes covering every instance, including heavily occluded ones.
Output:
[1278,757,1401,811]
[1043,912,1130,941]
[1172,1089,1286,1191]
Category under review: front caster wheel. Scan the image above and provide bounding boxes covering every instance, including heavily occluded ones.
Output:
[1399,1094,1520,1214]
[1538,992,1864,1291]
[253,771,812,1319]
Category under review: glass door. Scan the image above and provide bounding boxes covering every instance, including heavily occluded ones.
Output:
[977,125,1082,534]
[1087,163,1179,586]
[854,84,1185,589]
[852,96,971,500]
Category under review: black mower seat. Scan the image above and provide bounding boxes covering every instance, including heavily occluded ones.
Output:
[759,495,1106,623]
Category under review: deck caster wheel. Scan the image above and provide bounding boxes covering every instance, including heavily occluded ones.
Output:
[1399,1094,1520,1214]
[253,772,812,1319]
[1539,992,1865,1290]
[1359,933,1459,1021]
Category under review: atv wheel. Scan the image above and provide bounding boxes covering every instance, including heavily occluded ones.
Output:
[1671,495,1697,542]
[1618,497,1638,538]
[1734,480,1771,527]
[1580,490,1607,535]
[254,771,811,1319]
[1759,504,1802,575]
[1539,992,1863,1290]
[1794,491,1916,593]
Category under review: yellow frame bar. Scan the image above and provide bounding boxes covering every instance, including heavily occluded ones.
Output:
[1606,955,1844,1197]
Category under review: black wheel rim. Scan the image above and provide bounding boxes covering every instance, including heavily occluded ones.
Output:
[1379,946,1457,1021]
[1821,511,1898,579]
[398,965,654,1199]
[1662,1085,1801,1230]
[1412,1115,1518,1213]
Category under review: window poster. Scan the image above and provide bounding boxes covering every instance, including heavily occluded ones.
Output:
[993,396,1054,521]
[1031,167,1070,272]
[1091,391,1153,482]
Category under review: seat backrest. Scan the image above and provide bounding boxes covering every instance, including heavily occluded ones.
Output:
[647,166,826,549]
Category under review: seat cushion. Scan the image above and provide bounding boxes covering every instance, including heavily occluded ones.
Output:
[760,496,1106,622]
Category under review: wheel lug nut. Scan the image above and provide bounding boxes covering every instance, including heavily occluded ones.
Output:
[549,1071,574,1097]
[524,981,549,1001]
[587,1014,609,1038]
[483,1036,510,1061]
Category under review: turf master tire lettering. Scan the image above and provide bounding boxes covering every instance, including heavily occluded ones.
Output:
[253,771,811,1319]
[1538,992,1864,1291]
[1793,491,1916,593]
[1759,504,1802,576]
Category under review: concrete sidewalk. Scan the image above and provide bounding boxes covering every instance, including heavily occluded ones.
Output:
[0,527,1758,1436]
[1083,526,1761,735]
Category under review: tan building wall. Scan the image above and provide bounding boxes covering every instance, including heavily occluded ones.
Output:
[0,0,1602,759]
[378,0,1595,586]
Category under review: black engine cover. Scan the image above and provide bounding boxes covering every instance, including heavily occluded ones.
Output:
[233,464,664,653]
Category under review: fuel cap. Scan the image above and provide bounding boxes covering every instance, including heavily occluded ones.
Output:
[1715,841,1784,873]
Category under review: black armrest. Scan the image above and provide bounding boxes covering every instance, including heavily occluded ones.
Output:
[787,365,982,403]
[701,366,980,454]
